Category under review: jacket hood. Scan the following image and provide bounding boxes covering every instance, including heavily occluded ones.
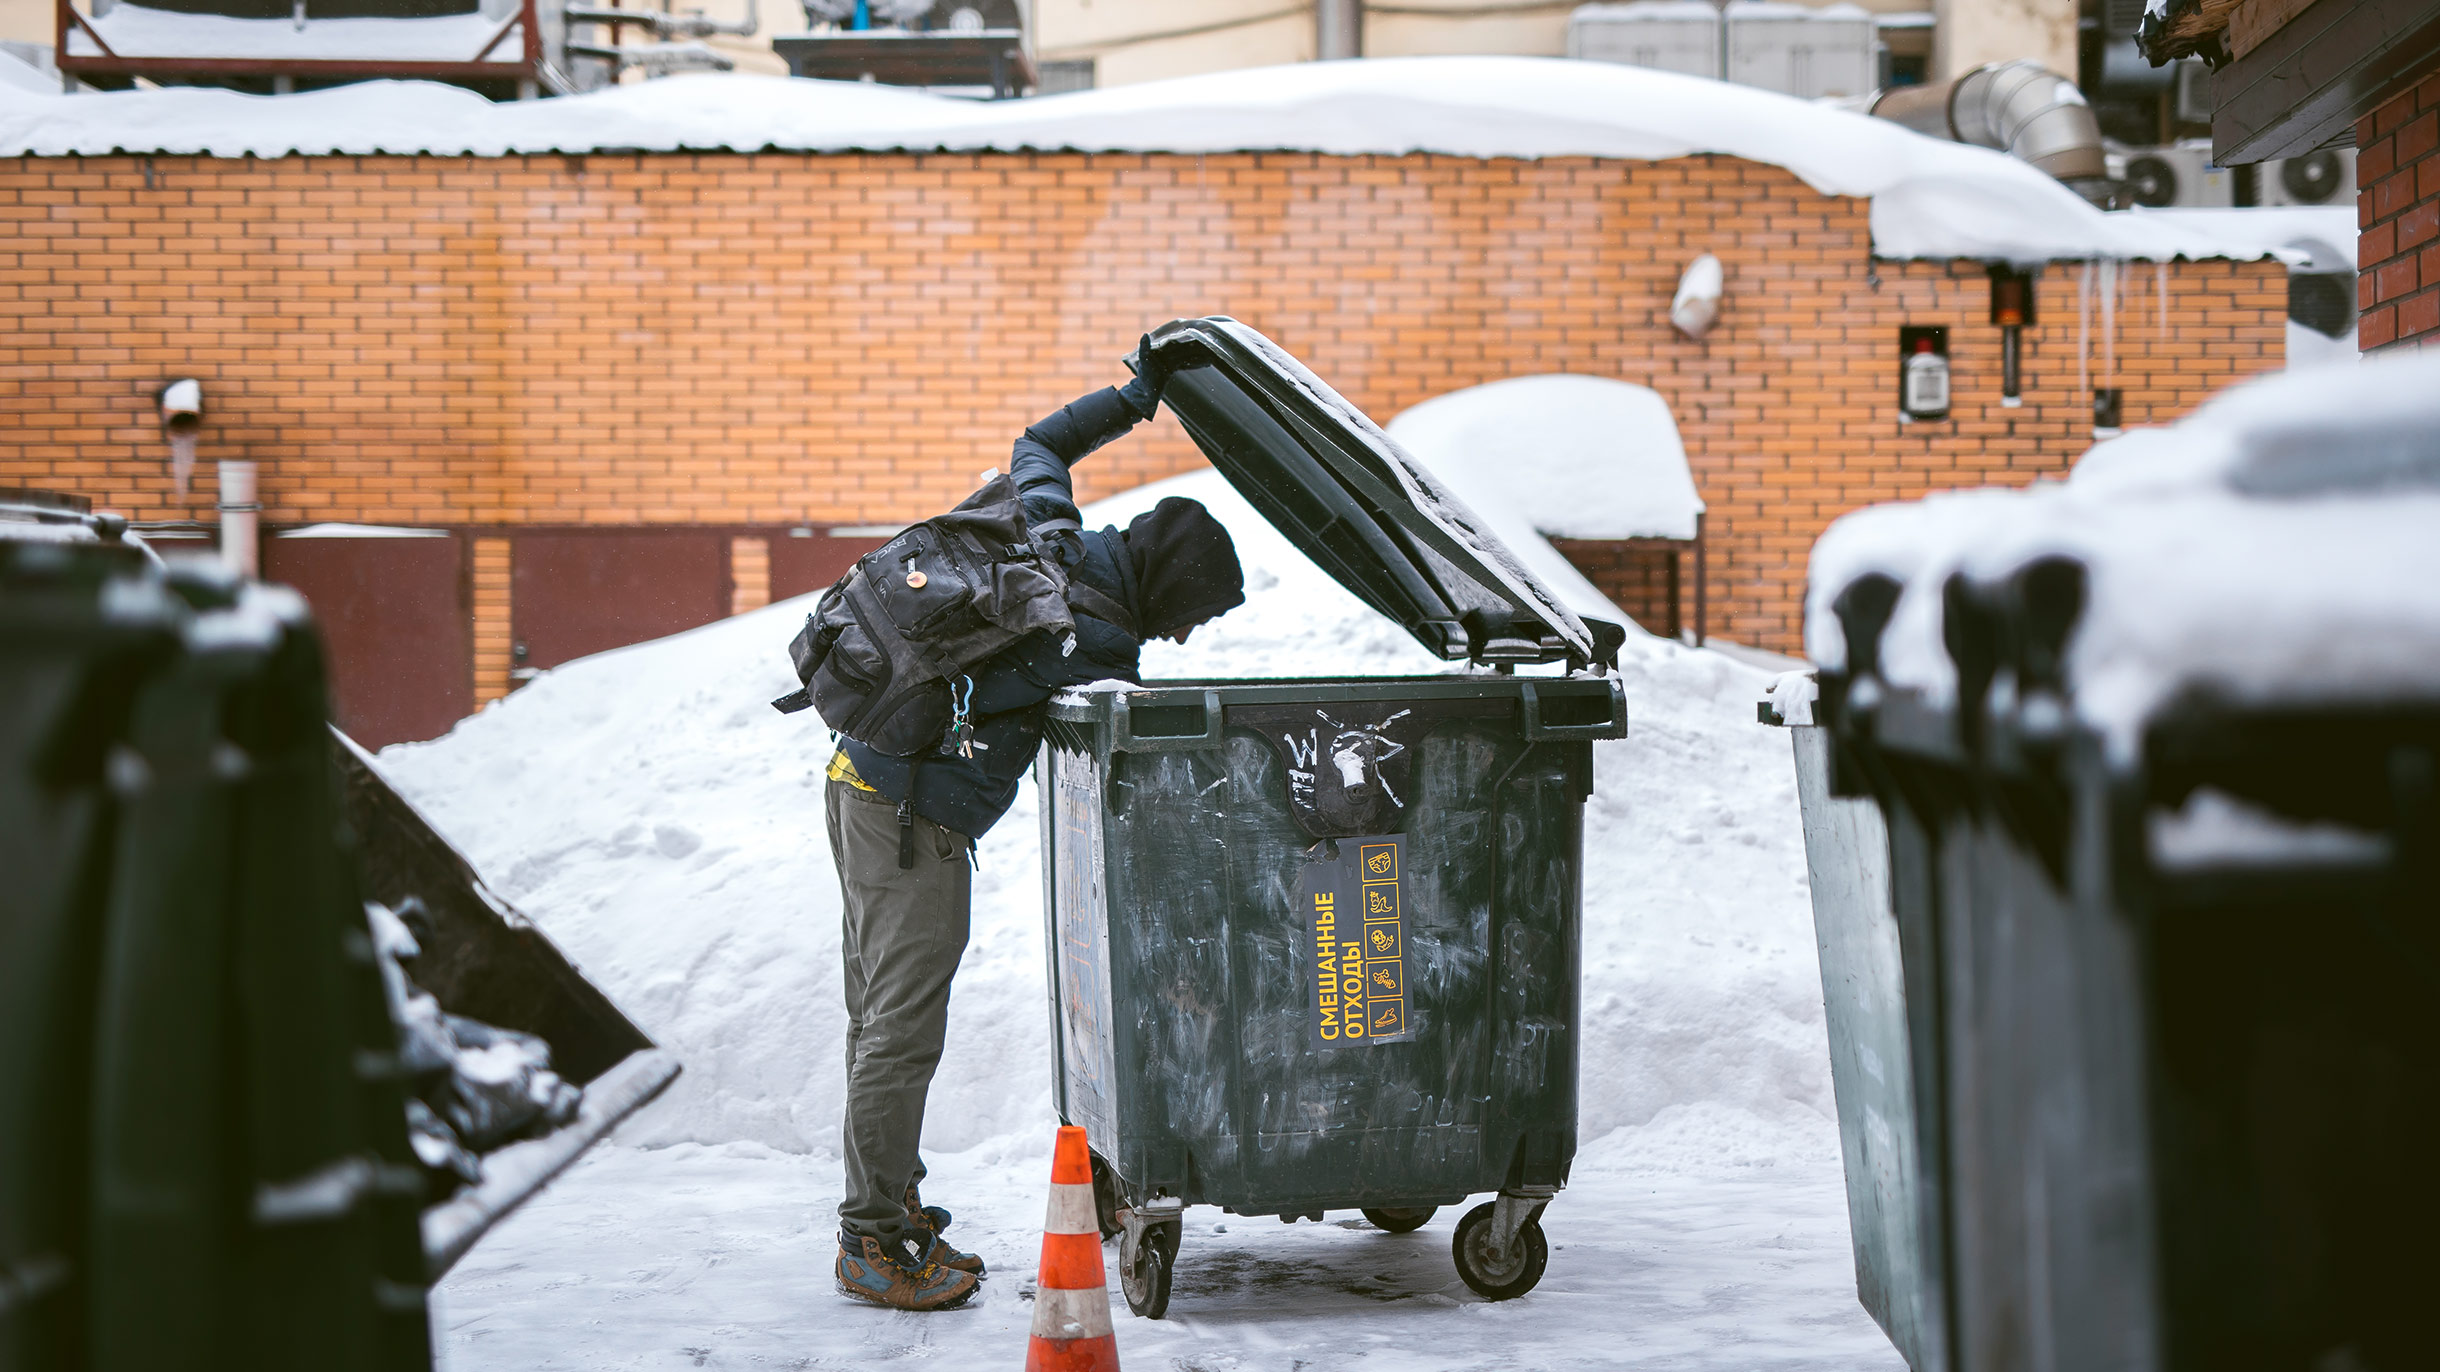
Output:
[1123,497,1245,637]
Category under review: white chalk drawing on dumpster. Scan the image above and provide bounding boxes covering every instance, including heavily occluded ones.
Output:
[1052,747,1120,1145]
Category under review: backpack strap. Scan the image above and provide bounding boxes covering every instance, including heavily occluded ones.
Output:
[1063,579,1139,639]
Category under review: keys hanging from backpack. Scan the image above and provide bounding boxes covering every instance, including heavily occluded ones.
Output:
[772,473,1113,756]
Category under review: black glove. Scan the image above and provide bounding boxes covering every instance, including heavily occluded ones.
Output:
[1121,331,1171,419]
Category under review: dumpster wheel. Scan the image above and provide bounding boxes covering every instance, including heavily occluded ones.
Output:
[1118,1219,1179,1319]
[1362,1206,1437,1233]
[1451,1200,1548,1300]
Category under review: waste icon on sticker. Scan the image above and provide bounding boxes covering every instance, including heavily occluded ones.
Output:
[1304,835,1413,1047]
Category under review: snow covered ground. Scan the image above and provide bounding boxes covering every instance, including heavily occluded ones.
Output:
[380,466,1898,1368]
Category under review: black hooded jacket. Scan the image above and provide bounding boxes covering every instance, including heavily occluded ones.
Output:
[839,378,1243,842]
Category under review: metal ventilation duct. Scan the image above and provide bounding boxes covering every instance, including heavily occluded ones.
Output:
[1870,59,2110,191]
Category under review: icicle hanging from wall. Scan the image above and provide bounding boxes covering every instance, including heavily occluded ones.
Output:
[2156,261,2170,339]
[2077,259,2093,397]
[2101,258,2118,392]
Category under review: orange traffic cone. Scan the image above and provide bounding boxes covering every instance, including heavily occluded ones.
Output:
[1023,1125,1119,1372]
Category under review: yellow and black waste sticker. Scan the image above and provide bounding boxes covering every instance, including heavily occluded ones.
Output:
[1303,834,1413,1047]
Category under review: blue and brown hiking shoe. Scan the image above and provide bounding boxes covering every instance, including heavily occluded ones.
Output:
[905,1186,987,1275]
[835,1228,979,1311]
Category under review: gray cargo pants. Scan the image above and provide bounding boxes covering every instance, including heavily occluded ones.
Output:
[826,778,972,1240]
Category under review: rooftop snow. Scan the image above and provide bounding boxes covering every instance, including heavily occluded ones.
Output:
[1804,349,2440,760]
[2123,205,2359,273]
[1387,374,1706,542]
[65,4,527,64]
[0,55,2303,265]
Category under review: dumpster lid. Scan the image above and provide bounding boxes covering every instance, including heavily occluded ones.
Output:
[1137,318,1623,670]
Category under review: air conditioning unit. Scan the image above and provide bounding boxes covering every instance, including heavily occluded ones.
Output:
[1568,2,1724,81]
[2261,147,2356,206]
[1724,0,1875,100]
[2118,141,2234,209]
[2172,58,2212,125]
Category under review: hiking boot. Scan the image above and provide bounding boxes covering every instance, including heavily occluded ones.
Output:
[835,1228,979,1311]
[905,1185,987,1276]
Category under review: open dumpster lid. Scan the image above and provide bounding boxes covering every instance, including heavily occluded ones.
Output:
[1138,317,1624,671]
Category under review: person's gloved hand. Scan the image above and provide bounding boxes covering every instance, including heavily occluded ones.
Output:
[1120,331,1171,420]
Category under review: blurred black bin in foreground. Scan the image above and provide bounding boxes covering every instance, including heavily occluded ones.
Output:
[1803,390,2440,1372]
[1039,320,1630,1320]
[1,509,675,1372]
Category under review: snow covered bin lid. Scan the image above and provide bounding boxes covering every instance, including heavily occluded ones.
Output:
[1803,347,2440,768]
[1137,317,1627,671]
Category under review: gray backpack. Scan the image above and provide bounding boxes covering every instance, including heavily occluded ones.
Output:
[770,475,1129,756]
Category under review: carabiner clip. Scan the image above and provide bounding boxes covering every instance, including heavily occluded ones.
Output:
[948,674,976,758]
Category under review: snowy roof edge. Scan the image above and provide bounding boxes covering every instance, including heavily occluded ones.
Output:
[0,58,2302,265]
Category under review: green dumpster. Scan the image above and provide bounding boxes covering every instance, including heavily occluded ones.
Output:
[1,519,170,1372]
[1038,319,1630,1318]
[1762,683,1942,1371]
[1815,548,2440,1370]
[1,515,432,1372]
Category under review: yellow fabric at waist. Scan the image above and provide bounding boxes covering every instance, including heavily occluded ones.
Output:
[827,748,877,792]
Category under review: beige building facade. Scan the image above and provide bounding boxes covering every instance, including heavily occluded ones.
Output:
[1032,0,2078,89]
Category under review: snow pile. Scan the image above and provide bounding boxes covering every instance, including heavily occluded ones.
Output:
[2123,206,2358,273]
[377,466,1832,1174]
[1386,374,1705,542]
[0,56,2297,264]
[1805,347,2440,758]
[66,4,525,63]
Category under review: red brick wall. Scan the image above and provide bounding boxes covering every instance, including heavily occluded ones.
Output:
[0,151,2285,662]
[2358,79,2440,350]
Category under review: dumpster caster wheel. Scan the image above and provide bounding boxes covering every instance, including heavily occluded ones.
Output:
[1452,1201,1547,1300]
[1118,1222,1177,1319]
[1362,1206,1436,1233]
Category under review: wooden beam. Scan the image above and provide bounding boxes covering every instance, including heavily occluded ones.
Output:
[2212,0,2440,163]
[2231,0,2324,61]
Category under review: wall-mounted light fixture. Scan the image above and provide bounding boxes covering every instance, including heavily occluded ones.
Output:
[1987,266,2036,408]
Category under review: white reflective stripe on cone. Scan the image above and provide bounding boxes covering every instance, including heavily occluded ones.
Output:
[1044,1181,1097,1236]
[1029,1282,1116,1341]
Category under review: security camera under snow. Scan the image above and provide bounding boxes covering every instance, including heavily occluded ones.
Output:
[159,377,203,497]
[1670,254,1724,340]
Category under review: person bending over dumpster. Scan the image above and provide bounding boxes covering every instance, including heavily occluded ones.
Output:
[826,349,1247,1312]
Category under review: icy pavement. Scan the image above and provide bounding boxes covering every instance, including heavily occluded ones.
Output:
[435,1131,1902,1371]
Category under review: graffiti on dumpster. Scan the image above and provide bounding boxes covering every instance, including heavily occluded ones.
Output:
[1051,748,1120,1145]
[1303,834,1413,1047]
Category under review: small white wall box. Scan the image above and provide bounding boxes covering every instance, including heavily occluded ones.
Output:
[1567,2,1724,81]
[1724,1,1875,100]
[1898,326,1950,422]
